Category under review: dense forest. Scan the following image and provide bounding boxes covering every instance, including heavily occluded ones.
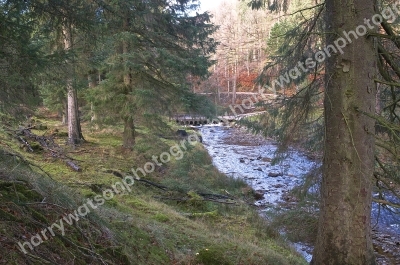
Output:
[1,0,400,264]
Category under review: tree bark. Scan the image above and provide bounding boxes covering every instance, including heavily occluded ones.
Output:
[121,16,135,148]
[232,59,237,105]
[88,72,97,122]
[123,116,135,148]
[311,0,377,264]
[67,80,80,144]
[62,100,68,125]
[63,23,83,145]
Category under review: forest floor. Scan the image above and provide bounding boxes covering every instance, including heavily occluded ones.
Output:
[0,110,307,265]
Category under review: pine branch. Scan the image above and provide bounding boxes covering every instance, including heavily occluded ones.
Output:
[380,21,400,50]
[377,42,400,80]
[279,3,325,18]
[374,79,400,87]
[373,199,400,208]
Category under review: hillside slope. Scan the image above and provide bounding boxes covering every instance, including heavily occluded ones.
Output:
[0,116,306,265]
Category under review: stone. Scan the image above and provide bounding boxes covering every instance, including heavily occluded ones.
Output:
[268,172,282,177]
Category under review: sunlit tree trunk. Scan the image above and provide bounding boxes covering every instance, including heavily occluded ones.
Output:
[311,0,377,264]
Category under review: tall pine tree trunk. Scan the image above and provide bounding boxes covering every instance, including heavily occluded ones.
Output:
[122,16,135,148]
[67,81,80,144]
[63,23,83,145]
[311,0,376,264]
[123,116,135,148]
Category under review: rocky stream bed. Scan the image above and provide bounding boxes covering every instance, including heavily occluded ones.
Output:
[198,125,400,264]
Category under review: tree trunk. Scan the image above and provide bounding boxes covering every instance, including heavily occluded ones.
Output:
[121,16,135,148]
[123,116,135,148]
[67,80,80,144]
[232,59,237,105]
[62,100,68,125]
[311,0,377,264]
[88,72,97,122]
[63,24,83,145]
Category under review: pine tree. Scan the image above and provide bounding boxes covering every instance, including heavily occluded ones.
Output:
[0,1,42,120]
[90,0,217,148]
[247,0,398,263]
[311,0,377,263]
[27,0,96,143]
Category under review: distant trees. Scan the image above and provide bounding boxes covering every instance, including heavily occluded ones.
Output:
[0,1,42,119]
[201,1,271,104]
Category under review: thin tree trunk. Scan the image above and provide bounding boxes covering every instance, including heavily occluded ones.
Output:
[62,100,68,125]
[122,16,135,148]
[88,72,97,122]
[67,84,80,144]
[232,59,237,104]
[75,89,84,141]
[311,0,377,264]
[63,23,83,145]
[123,116,135,148]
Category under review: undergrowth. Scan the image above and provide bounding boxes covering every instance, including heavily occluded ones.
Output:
[0,113,307,265]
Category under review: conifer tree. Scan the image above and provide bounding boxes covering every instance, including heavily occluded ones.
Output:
[0,0,42,120]
[247,0,398,263]
[90,0,217,148]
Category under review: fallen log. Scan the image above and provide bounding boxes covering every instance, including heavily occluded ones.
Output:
[137,179,168,191]
[13,126,82,172]
[66,160,82,172]
[17,136,34,152]
[198,192,233,199]
[153,196,237,205]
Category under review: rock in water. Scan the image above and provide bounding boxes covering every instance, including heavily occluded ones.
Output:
[268,172,282,177]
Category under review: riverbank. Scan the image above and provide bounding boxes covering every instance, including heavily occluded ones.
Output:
[0,115,307,264]
[199,124,400,264]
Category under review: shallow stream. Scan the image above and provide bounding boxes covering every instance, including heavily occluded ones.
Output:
[198,125,400,264]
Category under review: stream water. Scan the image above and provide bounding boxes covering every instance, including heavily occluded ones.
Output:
[198,125,400,264]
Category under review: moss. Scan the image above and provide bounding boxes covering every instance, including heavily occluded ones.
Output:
[126,197,150,211]
[56,131,68,137]
[153,212,170,222]
[195,246,233,265]
[105,198,118,207]
[30,142,43,152]
[35,124,48,130]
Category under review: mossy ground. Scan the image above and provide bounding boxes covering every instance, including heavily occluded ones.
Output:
[0,111,307,265]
